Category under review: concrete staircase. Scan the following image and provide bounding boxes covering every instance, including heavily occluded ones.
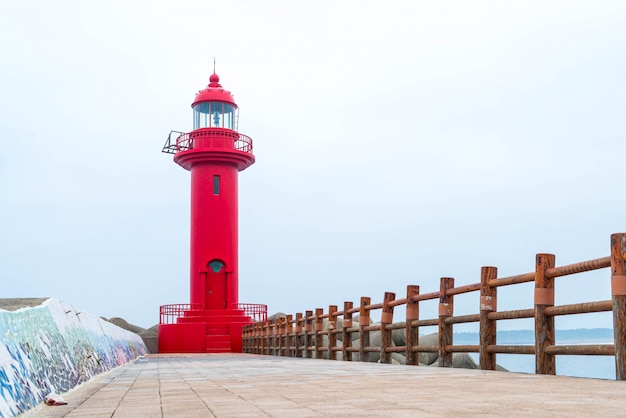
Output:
[205,323,231,352]
[177,308,251,352]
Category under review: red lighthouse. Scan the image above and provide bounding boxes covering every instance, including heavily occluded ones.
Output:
[158,71,266,353]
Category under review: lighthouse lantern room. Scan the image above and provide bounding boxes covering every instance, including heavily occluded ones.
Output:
[159,71,266,353]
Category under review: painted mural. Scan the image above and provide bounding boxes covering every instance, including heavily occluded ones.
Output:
[0,299,147,417]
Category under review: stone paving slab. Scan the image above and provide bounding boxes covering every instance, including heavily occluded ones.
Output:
[22,354,626,417]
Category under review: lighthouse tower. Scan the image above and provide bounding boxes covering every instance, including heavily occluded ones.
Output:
[158,71,265,353]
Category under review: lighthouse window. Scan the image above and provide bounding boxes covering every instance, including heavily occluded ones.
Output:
[193,102,211,129]
[223,104,235,130]
[193,102,238,130]
[213,175,220,195]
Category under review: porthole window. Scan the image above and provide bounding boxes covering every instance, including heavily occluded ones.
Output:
[208,260,225,273]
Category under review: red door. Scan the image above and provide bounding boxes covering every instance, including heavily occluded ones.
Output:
[206,260,227,309]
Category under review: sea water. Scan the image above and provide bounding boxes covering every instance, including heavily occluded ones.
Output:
[481,352,615,380]
[455,329,616,380]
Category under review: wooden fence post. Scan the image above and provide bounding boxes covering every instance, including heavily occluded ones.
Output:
[285,314,293,357]
[250,324,256,354]
[359,297,371,363]
[283,315,293,357]
[438,277,454,367]
[277,317,284,356]
[479,266,498,370]
[380,292,396,364]
[611,233,626,380]
[241,325,248,353]
[267,323,273,355]
[274,320,279,356]
[243,324,249,353]
[286,320,290,357]
[406,285,420,365]
[315,308,324,360]
[304,310,313,358]
[242,325,247,352]
[246,324,252,354]
[295,313,303,358]
[281,317,287,356]
[270,322,277,356]
[535,253,556,375]
[328,305,338,360]
[278,317,285,356]
[266,322,271,355]
[251,324,254,354]
[343,301,353,361]
[273,319,279,356]
[247,324,252,353]
[261,322,270,356]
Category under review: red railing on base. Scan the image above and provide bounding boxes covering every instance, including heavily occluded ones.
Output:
[159,303,202,324]
[159,302,268,324]
[235,303,268,323]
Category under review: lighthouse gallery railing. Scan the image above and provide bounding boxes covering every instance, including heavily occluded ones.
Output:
[162,129,253,155]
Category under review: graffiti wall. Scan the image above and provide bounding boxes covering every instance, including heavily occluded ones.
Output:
[0,299,147,417]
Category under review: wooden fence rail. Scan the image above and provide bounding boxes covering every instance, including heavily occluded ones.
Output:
[243,233,626,380]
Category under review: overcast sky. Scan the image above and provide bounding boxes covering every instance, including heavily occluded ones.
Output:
[1,1,625,331]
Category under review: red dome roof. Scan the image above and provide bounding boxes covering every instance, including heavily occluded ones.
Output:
[191,73,237,108]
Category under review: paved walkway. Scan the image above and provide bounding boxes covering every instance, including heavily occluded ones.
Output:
[23,354,625,417]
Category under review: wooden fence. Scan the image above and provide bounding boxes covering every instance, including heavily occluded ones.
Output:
[242,232,626,380]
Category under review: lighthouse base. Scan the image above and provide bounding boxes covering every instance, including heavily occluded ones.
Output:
[158,308,252,353]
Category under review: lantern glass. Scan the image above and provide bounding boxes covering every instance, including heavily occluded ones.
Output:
[193,102,238,130]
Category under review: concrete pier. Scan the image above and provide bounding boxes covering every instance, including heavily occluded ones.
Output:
[23,354,625,417]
